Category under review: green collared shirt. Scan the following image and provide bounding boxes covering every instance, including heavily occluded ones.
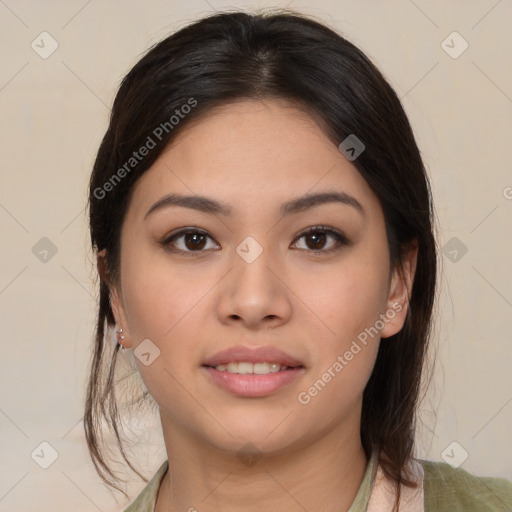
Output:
[124,452,512,511]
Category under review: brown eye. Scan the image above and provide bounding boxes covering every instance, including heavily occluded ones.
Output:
[305,231,327,250]
[162,229,219,255]
[183,232,207,250]
[292,226,351,253]
[161,225,350,256]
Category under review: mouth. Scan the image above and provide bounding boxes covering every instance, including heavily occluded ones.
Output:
[202,361,304,375]
[201,345,305,397]
[202,345,304,369]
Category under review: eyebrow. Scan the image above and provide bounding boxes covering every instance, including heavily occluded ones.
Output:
[144,190,365,219]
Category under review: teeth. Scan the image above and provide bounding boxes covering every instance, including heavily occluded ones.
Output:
[213,362,289,374]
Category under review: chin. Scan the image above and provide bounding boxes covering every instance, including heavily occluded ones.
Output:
[201,416,304,456]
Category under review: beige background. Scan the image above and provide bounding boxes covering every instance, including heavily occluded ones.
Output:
[1,0,511,510]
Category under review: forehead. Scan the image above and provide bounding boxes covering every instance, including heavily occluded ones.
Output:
[126,99,382,221]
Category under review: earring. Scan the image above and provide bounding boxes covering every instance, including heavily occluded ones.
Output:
[116,327,125,348]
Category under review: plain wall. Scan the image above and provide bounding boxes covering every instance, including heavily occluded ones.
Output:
[1,0,511,510]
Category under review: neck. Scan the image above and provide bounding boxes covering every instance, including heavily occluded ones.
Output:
[155,414,368,512]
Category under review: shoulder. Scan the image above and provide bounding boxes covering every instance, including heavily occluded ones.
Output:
[418,459,512,512]
[123,460,169,512]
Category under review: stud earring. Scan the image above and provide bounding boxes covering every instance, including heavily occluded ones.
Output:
[116,327,125,348]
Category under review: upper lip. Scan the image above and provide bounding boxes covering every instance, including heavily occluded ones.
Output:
[202,345,304,368]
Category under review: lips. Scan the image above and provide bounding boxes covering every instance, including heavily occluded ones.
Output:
[201,345,306,397]
[202,345,304,368]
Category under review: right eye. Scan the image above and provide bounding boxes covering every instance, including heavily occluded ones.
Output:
[161,228,220,255]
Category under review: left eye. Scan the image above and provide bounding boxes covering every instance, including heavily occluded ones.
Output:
[292,226,350,253]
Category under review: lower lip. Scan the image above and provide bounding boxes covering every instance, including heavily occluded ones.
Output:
[202,366,305,397]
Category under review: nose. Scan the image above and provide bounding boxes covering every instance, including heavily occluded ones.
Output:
[215,239,292,330]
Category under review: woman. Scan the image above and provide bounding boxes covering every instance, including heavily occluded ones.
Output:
[85,10,512,512]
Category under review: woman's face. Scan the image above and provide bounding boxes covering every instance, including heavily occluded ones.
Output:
[108,99,415,456]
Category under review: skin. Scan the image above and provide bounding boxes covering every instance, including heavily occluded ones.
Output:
[101,99,417,512]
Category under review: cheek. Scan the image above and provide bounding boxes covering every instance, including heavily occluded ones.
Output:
[295,249,388,406]
[295,265,384,418]
[119,257,205,404]
[305,257,389,346]
[120,246,207,342]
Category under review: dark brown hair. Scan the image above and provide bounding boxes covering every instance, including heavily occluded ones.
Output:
[85,10,438,511]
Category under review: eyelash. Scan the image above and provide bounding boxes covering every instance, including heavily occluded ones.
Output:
[160,225,351,257]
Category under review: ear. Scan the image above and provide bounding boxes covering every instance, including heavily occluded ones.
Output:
[380,241,418,339]
[96,248,133,348]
